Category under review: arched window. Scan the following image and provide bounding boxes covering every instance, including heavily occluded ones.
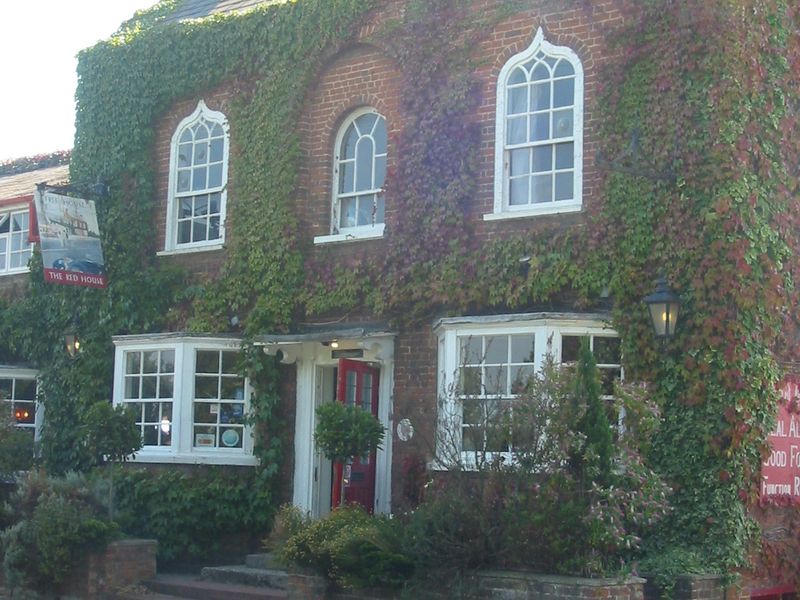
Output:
[165,100,229,252]
[331,108,387,239]
[489,28,583,219]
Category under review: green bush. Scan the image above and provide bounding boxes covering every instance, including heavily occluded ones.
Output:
[279,505,412,589]
[0,471,117,593]
[112,467,274,565]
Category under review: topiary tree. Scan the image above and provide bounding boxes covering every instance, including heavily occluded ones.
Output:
[314,402,385,507]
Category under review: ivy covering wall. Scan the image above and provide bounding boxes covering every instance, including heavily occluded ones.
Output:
[0,0,797,576]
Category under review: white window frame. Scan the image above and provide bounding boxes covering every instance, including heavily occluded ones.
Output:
[161,100,230,255]
[434,313,618,468]
[0,203,33,275]
[112,334,256,466]
[0,366,41,440]
[314,107,387,245]
[486,27,584,221]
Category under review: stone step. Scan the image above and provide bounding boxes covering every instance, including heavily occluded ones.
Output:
[201,564,289,590]
[142,573,287,600]
[246,552,283,570]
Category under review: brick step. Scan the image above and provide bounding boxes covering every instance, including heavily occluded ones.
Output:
[201,564,289,590]
[140,573,288,600]
[246,552,283,570]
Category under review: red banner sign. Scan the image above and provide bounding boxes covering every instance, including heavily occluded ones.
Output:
[761,377,800,500]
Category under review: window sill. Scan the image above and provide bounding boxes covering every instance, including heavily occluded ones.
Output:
[157,243,224,256]
[130,450,258,466]
[314,224,385,245]
[0,268,30,277]
[483,203,582,221]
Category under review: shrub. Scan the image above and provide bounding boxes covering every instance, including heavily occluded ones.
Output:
[112,467,274,565]
[0,471,118,593]
[279,505,412,589]
[0,402,35,480]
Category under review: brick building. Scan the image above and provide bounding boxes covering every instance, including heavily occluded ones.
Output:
[3,0,797,595]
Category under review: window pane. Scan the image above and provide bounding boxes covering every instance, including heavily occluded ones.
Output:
[561,335,582,362]
[553,78,574,108]
[508,86,527,115]
[340,198,356,228]
[532,62,550,81]
[221,403,244,425]
[178,222,191,244]
[209,193,221,214]
[125,353,140,374]
[555,173,573,201]
[510,365,535,394]
[510,335,535,363]
[509,177,529,206]
[554,60,574,77]
[594,337,621,364]
[221,377,245,400]
[195,375,218,399]
[143,426,158,446]
[159,375,174,399]
[532,174,553,203]
[208,164,222,188]
[532,82,550,111]
[141,376,157,399]
[194,123,209,140]
[601,368,622,396]
[179,129,192,144]
[484,366,508,395]
[345,371,357,406]
[460,366,481,396]
[507,116,527,145]
[209,216,220,240]
[373,118,387,153]
[192,219,207,242]
[531,113,549,141]
[339,161,355,194]
[194,426,217,447]
[342,127,358,160]
[160,350,174,373]
[553,109,573,138]
[459,337,481,365]
[192,167,207,191]
[124,377,140,399]
[209,138,224,162]
[357,196,372,226]
[484,336,507,364]
[177,170,190,192]
[210,123,224,137]
[14,402,35,425]
[15,379,36,401]
[555,143,574,169]
[510,149,530,177]
[194,402,217,423]
[357,113,377,133]
[508,66,526,85]
[143,351,158,373]
[144,402,159,423]
[355,137,375,191]
[532,146,552,173]
[361,373,373,411]
[193,142,208,165]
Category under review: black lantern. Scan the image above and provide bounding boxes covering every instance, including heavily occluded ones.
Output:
[643,275,680,339]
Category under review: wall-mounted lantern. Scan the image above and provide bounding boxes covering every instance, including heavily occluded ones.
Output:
[643,275,681,340]
[65,332,82,358]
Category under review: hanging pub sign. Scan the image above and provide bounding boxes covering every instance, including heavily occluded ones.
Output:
[34,189,107,288]
[761,376,800,500]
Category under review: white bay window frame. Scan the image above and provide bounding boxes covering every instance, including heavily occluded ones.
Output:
[112,334,256,466]
[0,202,34,275]
[435,313,619,467]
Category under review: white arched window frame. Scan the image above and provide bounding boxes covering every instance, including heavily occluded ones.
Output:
[162,100,230,254]
[314,107,387,245]
[486,28,584,221]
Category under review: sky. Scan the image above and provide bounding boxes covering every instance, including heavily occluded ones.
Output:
[0,0,160,162]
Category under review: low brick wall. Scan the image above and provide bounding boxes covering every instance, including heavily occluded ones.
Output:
[643,574,749,600]
[288,570,645,600]
[60,538,157,600]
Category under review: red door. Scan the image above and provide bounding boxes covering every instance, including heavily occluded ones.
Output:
[331,359,380,513]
